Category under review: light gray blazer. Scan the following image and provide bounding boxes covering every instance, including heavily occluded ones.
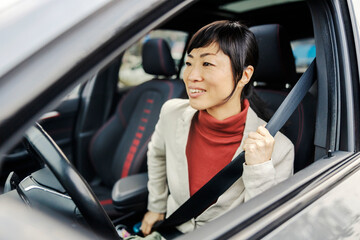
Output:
[147,99,294,233]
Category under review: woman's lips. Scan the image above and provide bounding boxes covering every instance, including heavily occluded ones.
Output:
[188,88,206,98]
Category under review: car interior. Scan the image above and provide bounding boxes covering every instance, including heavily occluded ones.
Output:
[2,0,339,237]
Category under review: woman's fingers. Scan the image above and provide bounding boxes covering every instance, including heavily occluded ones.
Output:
[140,220,150,236]
[141,223,150,236]
[244,137,262,145]
[257,125,270,136]
[243,126,275,165]
[248,131,263,140]
[140,211,165,236]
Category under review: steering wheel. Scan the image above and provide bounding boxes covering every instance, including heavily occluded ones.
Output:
[24,124,119,239]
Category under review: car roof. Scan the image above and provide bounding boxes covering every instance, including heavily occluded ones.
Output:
[162,0,313,40]
[0,0,110,77]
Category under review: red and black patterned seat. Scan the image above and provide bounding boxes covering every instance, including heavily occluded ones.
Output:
[89,38,185,217]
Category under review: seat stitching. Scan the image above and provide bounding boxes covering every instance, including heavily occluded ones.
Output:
[158,39,168,76]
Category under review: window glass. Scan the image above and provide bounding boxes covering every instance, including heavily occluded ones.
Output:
[291,38,316,73]
[118,30,188,88]
[219,0,304,13]
[63,84,81,100]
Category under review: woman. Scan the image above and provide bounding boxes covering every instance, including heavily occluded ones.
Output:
[141,20,294,235]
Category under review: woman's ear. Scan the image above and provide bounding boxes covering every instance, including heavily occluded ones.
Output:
[238,65,254,88]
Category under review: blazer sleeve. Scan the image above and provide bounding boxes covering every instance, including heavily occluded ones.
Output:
[146,104,169,213]
[242,134,294,201]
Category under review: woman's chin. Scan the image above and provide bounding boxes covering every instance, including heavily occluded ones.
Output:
[189,100,207,111]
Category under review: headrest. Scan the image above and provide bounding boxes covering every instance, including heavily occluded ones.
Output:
[142,38,176,77]
[250,24,297,89]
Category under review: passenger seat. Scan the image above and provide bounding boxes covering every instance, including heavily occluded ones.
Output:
[250,24,316,172]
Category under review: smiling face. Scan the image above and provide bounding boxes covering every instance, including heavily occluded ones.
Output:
[183,42,245,120]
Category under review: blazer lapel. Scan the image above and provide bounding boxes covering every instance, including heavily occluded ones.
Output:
[175,105,197,200]
[232,107,260,160]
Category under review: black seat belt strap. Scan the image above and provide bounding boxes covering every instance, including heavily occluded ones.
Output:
[266,60,316,136]
[154,59,317,229]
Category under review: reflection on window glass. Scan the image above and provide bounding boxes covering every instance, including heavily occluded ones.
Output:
[291,38,316,73]
[219,0,303,13]
[63,84,81,100]
[119,30,188,88]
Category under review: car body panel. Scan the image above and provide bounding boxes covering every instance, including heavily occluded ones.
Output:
[0,0,110,77]
[264,154,360,239]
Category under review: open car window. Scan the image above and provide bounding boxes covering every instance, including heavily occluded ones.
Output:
[118,29,188,88]
[291,38,316,73]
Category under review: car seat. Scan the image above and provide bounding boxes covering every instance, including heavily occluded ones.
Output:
[88,38,186,217]
[250,24,316,172]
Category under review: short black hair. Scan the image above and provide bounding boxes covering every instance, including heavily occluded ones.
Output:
[187,20,259,100]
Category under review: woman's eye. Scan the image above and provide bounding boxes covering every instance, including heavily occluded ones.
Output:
[203,62,212,66]
[185,62,191,66]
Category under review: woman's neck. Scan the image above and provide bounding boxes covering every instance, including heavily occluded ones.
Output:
[206,100,242,120]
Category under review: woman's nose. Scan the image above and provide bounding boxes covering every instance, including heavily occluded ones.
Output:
[187,66,203,82]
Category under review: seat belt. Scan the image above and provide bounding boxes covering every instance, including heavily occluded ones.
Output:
[154,59,317,230]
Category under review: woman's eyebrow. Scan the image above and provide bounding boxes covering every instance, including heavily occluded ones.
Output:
[200,53,216,58]
[187,53,216,58]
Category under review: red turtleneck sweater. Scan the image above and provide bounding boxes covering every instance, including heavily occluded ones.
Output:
[186,99,250,196]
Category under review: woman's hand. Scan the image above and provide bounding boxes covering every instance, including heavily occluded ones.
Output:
[243,125,275,165]
[140,211,165,236]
